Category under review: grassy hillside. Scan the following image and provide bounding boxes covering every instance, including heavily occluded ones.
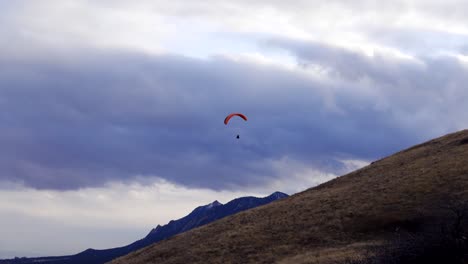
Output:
[110,130,468,264]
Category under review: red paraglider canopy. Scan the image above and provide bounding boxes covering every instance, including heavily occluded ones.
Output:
[224,113,247,125]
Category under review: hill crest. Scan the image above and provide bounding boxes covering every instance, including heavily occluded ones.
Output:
[110,129,468,264]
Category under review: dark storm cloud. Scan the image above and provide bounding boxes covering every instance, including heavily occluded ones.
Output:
[266,37,468,129]
[1,41,465,190]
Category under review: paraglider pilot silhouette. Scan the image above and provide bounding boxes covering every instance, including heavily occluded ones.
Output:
[224,113,247,139]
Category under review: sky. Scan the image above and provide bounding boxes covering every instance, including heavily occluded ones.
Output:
[1,0,468,258]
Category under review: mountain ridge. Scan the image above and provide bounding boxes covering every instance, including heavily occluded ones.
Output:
[0,191,288,264]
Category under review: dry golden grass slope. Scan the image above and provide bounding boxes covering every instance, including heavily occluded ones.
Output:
[109,130,468,264]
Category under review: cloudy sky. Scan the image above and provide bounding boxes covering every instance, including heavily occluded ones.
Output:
[1,0,468,258]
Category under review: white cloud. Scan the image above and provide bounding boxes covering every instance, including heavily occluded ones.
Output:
[4,0,468,60]
[0,178,259,229]
[247,156,370,194]
[1,1,169,55]
[339,159,371,172]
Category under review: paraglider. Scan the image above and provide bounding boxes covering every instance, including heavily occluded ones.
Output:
[224,113,247,139]
[224,113,247,125]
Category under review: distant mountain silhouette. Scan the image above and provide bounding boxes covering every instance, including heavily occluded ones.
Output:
[0,192,288,264]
